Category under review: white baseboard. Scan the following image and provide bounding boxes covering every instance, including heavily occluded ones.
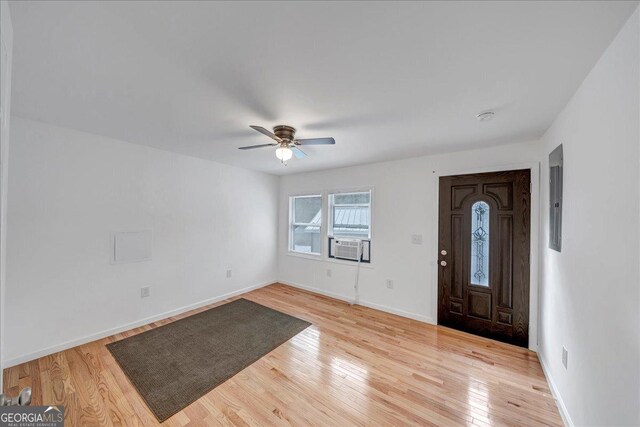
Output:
[538,351,573,427]
[280,280,435,325]
[3,280,274,368]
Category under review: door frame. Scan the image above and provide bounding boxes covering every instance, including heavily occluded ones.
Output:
[0,0,13,391]
[431,162,540,351]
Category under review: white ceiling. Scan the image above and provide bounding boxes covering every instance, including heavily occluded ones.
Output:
[8,1,638,175]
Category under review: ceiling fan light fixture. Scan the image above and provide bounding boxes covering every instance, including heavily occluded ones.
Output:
[275,146,293,162]
[241,124,335,163]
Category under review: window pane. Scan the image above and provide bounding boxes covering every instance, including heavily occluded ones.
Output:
[333,192,370,205]
[330,191,371,238]
[291,195,322,254]
[294,196,321,224]
[291,224,321,254]
[332,206,369,238]
[470,201,490,287]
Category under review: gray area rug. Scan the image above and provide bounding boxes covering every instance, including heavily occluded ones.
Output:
[107,298,311,422]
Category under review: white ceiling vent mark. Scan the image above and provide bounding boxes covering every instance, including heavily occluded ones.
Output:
[476,111,495,122]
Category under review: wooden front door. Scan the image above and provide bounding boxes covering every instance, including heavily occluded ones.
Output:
[438,170,531,347]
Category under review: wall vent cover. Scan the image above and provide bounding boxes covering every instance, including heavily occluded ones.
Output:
[112,230,152,264]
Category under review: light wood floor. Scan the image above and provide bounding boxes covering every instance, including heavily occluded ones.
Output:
[3,283,562,426]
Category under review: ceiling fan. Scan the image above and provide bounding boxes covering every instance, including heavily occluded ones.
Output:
[239,125,336,163]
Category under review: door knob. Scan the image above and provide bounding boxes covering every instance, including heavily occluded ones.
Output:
[440,260,447,267]
[441,250,447,256]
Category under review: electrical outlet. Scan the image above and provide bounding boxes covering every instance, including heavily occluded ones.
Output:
[326,269,332,277]
[411,234,423,245]
[140,286,150,298]
[226,269,232,278]
[562,346,568,369]
[386,279,394,289]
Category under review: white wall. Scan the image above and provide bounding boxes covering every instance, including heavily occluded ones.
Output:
[538,8,640,427]
[0,0,13,392]
[5,117,279,365]
[278,140,541,346]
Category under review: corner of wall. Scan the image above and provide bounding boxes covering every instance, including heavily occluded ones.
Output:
[538,347,575,427]
[0,0,14,394]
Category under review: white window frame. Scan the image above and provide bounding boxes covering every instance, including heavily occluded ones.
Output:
[328,190,372,240]
[289,194,323,256]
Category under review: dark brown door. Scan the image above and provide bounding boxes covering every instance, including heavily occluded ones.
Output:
[438,170,531,347]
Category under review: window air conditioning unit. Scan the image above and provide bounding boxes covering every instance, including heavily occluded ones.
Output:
[333,238,362,261]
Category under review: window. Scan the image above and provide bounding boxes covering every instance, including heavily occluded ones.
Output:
[289,195,322,255]
[470,201,490,287]
[328,191,371,239]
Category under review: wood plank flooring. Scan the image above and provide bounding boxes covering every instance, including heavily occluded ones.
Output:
[3,283,562,426]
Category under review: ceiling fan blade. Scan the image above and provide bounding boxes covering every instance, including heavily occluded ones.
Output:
[238,143,277,150]
[250,125,282,142]
[292,146,307,159]
[295,137,335,145]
